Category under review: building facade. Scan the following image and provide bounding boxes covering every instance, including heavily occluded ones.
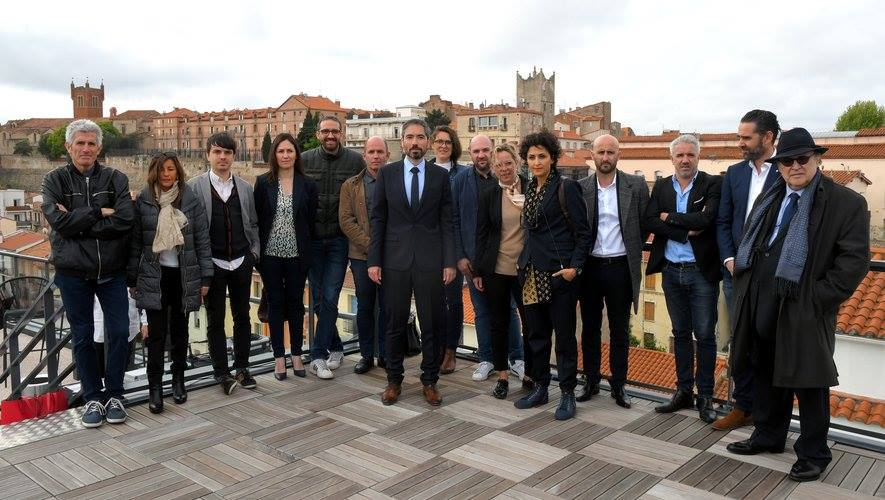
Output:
[516,67,555,131]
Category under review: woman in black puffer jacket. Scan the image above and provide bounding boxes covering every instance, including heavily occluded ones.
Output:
[128,152,213,414]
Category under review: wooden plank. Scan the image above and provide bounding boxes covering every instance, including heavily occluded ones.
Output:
[0,464,51,500]
[725,465,773,499]
[693,456,742,492]
[708,461,755,497]
[576,465,636,499]
[680,453,728,487]
[840,456,876,492]
[822,452,859,486]
[582,430,699,477]
[743,469,788,499]
[615,474,661,500]
[856,459,885,496]
[666,451,711,482]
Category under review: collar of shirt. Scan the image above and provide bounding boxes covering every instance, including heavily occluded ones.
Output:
[785,185,805,198]
[209,169,234,187]
[436,161,452,171]
[597,177,617,192]
[671,171,698,195]
[405,157,425,171]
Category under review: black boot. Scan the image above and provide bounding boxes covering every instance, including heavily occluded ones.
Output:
[148,378,164,414]
[172,371,187,404]
[655,388,693,413]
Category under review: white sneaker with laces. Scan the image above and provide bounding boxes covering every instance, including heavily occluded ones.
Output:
[509,360,526,381]
[472,361,495,381]
[327,351,344,370]
[310,359,334,379]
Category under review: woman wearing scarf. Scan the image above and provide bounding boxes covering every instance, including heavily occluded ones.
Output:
[128,152,212,414]
[513,131,591,420]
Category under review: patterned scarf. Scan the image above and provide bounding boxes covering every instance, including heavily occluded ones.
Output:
[521,170,557,305]
[734,170,821,298]
[522,169,556,228]
[152,181,189,254]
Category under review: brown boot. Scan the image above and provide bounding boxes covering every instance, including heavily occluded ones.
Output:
[381,383,402,406]
[712,408,753,430]
[440,349,456,374]
[423,384,442,406]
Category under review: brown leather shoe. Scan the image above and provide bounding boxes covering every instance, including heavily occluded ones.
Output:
[712,408,753,431]
[440,349,456,374]
[423,384,442,406]
[381,384,402,406]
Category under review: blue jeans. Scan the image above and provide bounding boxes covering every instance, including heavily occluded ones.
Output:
[661,265,719,396]
[55,272,130,402]
[350,259,386,360]
[468,279,523,363]
[309,236,348,359]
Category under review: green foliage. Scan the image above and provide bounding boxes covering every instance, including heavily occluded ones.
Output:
[628,334,640,348]
[13,139,33,156]
[425,109,451,130]
[40,126,67,159]
[835,100,885,131]
[297,112,320,151]
[643,336,667,352]
[261,131,273,163]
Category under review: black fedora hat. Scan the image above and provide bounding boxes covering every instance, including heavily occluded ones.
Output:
[769,127,828,164]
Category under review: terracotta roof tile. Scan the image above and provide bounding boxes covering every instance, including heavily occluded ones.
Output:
[821,169,872,186]
[830,392,885,428]
[837,267,885,340]
[113,110,160,120]
[20,240,51,259]
[857,127,885,137]
[0,231,46,251]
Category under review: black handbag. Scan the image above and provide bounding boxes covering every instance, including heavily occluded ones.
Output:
[405,312,421,356]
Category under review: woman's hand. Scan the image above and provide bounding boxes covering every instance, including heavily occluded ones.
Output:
[472,276,484,292]
[553,268,578,282]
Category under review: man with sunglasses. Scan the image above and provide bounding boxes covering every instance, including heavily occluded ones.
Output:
[303,115,366,379]
[726,128,868,482]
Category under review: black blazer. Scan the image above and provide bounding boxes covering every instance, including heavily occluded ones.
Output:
[367,160,455,272]
[253,172,318,269]
[474,175,529,278]
[517,175,591,273]
[644,171,722,283]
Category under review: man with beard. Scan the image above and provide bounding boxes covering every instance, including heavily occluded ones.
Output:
[577,134,649,408]
[368,118,456,406]
[715,110,781,430]
[303,116,366,379]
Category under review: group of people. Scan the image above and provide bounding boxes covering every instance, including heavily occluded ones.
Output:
[44,108,868,482]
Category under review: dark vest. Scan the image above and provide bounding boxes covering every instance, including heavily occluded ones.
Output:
[210,184,249,261]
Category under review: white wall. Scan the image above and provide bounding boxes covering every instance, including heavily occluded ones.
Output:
[833,335,885,399]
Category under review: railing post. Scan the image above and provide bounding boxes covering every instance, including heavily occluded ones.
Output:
[44,286,58,383]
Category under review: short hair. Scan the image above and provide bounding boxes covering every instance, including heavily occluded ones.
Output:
[65,119,103,146]
[146,152,187,205]
[318,115,342,129]
[669,134,700,156]
[741,109,780,141]
[401,118,431,138]
[206,132,236,153]
[432,125,462,162]
[492,143,520,168]
[519,130,562,168]
[267,133,304,181]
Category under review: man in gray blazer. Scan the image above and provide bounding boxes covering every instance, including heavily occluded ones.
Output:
[577,134,649,408]
[188,132,260,395]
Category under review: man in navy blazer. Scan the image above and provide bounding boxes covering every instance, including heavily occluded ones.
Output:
[715,110,780,431]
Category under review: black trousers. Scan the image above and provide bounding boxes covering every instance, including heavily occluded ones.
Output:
[384,267,443,386]
[579,257,632,389]
[525,277,579,393]
[442,270,464,351]
[259,256,307,358]
[206,255,254,377]
[485,273,531,375]
[145,266,189,381]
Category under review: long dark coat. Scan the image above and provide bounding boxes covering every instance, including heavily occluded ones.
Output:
[729,175,869,388]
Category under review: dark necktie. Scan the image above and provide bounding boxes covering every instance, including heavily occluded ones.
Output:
[772,192,799,243]
[410,166,420,211]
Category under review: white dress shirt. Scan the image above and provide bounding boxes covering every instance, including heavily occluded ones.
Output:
[209,169,245,271]
[403,158,426,206]
[745,159,773,222]
[591,178,627,257]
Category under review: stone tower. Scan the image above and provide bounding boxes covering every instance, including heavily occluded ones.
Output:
[71,80,104,119]
[516,67,555,130]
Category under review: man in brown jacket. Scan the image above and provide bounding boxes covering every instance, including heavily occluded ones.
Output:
[340,136,389,373]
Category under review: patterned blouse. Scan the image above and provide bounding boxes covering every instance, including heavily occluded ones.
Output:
[265,184,299,258]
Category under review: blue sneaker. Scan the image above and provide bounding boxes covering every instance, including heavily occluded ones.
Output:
[104,397,128,424]
[554,392,577,421]
[81,400,105,428]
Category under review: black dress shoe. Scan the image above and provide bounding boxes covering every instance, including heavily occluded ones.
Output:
[515,385,548,409]
[554,392,577,420]
[726,438,785,455]
[789,459,823,482]
[611,386,632,408]
[696,395,717,423]
[575,381,600,402]
[491,379,509,400]
[148,383,164,414]
[655,388,693,413]
[377,357,386,369]
[171,371,187,404]
[218,374,239,395]
[354,357,374,374]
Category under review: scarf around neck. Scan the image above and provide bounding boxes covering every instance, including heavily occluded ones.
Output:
[523,169,557,228]
[152,182,189,254]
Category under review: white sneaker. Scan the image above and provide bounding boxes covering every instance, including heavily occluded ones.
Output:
[472,361,495,381]
[510,360,526,381]
[310,359,334,379]
[327,351,344,370]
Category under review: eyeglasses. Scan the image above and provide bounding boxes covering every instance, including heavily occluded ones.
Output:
[779,155,812,167]
[160,151,178,157]
[318,129,341,135]
[433,139,452,146]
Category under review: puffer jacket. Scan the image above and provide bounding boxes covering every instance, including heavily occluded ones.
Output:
[302,145,366,239]
[127,184,213,312]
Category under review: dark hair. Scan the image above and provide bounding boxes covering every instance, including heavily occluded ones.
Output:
[402,118,430,138]
[432,125,462,163]
[318,115,342,129]
[147,152,187,205]
[519,129,562,168]
[267,133,304,181]
[741,109,780,141]
[206,132,236,153]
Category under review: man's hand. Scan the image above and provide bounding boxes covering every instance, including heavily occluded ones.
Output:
[687,229,702,237]
[553,268,578,282]
[659,212,669,222]
[368,266,382,284]
[128,287,138,299]
[140,324,149,340]
[457,258,473,279]
[100,208,115,217]
[200,286,210,298]
[472,276,484,291]
[725,260,735,275]
[443,267,456,285]
[56,203,68,213]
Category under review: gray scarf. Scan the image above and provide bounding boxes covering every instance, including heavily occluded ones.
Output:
[152,182,188,254]
[734,170,821,298]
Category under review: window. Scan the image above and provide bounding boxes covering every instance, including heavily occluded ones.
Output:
[77,96,84,107]
[644,332,655,347]
[393,127,399,138]
[92,96,99,107]
[643,301,655,321]
[645,274,656,290]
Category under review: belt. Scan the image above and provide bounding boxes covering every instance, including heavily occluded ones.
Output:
[589,255,627,265]
[665,260,697,269]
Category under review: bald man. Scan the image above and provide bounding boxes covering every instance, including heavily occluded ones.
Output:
[340,136,389,373]
[576,134,650,408]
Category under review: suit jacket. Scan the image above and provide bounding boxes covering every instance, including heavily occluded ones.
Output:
[452,167,495,262]
[367,159,455,272]
[474,175,529,278]
[644,171,722,283]
[188,171,260,261]
[578,170,650,313]
[253,172,318,269]
[717,159,780,263]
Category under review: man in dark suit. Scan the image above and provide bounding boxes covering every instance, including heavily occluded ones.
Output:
[577,134,649,409]
[725,128,868,482]
[715,110,780,431]
[645,134,722,423]
[368,118,456,407]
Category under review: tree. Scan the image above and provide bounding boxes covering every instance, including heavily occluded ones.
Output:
[425,109,450,130]
[835,100,885,131]
[297,112,321,151]
[13,140,33,156]
[261,131,273,163]
[39,126,67,159]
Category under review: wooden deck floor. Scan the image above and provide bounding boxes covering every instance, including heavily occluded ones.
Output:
[1,356,884,499]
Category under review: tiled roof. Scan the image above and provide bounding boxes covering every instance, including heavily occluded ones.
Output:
[157,108,197,119]
[856,127,885,137]
[0,231,45,251]
[556,130,586,141]
[0,118,69,131]
[831,392,885,428]
[456,105,542,117]
[558,156,591,168]
[295,95,345,113]
[20,240,51,259]
[837,247,885,340]
[113,110,160,120]
[822,169,872,186]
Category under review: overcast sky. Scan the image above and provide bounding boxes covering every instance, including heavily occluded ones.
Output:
[1,1,883,134]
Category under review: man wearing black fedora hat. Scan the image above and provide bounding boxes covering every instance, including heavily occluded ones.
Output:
[725,127,869,482]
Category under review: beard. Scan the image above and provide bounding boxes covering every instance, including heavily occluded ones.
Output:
[596,161,616,174]
[407,147,425,159]
[741,145,763,161]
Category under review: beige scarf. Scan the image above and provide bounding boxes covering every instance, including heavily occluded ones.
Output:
[152,182,189,253]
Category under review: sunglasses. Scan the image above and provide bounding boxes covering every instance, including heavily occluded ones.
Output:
[779,155,812,167]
